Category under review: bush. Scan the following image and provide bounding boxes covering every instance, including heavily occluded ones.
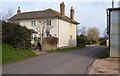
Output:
[77,34,86,47]
[99,38,107,46]
[100,40,106,46]
[44,36,58,45]
[85,39,91,45]
[2,21,31,49]
[99,48,109,59]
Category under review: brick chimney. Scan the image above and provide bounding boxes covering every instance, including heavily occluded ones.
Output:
[70,6,74,20]
[60,2,65,16]
[17,7,21,14]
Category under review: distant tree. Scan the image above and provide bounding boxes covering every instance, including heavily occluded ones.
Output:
[77,27,80,35]
[87,27,100,41]
[0,8,14,21]
[80,27,87,35]
[77,27,87,35]
[77,34,87,47]
[103,28,108,38]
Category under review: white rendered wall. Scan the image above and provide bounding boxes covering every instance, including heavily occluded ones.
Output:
[110,10,120,57]
[14,18,77,47]
[50,19,58,37]
[118,1,120,7]
[17,18,58,37]
[69,23,77,47]
[58,19,77,47]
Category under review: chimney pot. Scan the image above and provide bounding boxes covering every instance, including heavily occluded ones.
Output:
[17,7,21,14]
[70,6,74,20]
[60,2,65,16]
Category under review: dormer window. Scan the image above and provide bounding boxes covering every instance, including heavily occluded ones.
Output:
[31,20,36,26]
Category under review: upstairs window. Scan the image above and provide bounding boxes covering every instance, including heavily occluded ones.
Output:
[47,20,51,26]
[70,35,72,39]
[31,20,36,26]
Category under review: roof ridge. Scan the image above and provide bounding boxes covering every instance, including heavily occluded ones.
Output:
[19,9,46,14]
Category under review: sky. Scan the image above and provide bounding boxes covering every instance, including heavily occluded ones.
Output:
[0,0,120,37]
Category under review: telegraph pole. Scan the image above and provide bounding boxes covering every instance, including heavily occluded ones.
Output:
[112,0,114,8]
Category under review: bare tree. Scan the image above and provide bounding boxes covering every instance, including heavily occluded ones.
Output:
[77,27,87,35]
[33,19,53,45]
[0,8,14,21]
[79,27,87,35]
[87,27,100,41]
[103,28,108,38]
[0,13,2,20]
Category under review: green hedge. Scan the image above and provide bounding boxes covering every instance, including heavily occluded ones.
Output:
[2,21,31,49]
[77,34,86,47]
[99,38,107,46]
[100,40,106,46]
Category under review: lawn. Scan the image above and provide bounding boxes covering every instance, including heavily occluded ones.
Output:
[0,44,2,65]
[47,46,84,53]
[2,44,37,64]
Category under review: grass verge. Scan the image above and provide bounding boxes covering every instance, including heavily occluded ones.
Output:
[47,46,84,53]
[2,44,37,64]
[99,48,110,59]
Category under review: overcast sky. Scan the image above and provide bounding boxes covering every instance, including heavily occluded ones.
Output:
[0,0,120,37]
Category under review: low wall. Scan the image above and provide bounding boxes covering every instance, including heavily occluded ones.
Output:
[42,42,57,51]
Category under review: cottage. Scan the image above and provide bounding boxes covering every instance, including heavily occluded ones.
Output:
[8,2,79,48]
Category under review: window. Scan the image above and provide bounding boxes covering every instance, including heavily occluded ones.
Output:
[31,20,36,26]
[47,20,51,26]
[70,35,72,39]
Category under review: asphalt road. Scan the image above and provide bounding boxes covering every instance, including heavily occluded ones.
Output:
[3,46,105,74]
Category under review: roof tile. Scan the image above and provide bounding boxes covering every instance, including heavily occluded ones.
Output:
[9,8,79,24]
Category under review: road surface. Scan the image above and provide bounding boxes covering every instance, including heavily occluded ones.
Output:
[3,46,105,74]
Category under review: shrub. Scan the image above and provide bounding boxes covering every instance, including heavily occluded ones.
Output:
[44,36,58,45]
[99,48,110,59]
[99,38,107,46]
[85,39,91,45]
[100,40,106,46]
[77,34,86,47]
[2,21,31,49]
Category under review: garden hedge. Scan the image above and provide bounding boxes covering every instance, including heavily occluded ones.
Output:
[2,21,31,49]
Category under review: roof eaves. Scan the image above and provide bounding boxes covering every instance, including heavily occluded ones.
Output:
[107,8,120,11]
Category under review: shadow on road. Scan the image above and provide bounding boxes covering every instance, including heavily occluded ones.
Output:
[64,45,107,59]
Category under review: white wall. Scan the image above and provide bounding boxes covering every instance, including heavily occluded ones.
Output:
[58,19,77,47]
[118,1,120,7]
[14,18,77,47]
[49,19,58,37]
[17,18,58,37]
[110,10,120,57]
